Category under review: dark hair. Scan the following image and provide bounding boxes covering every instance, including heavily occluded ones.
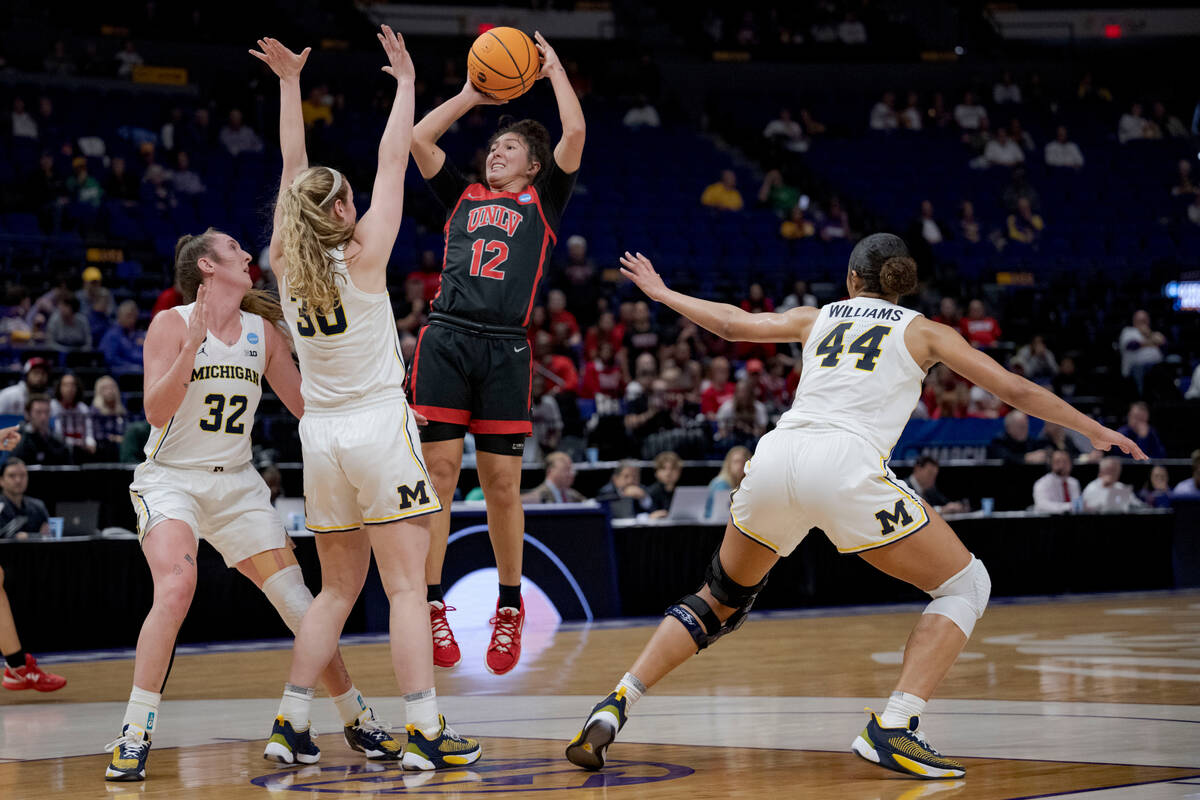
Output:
[174,229,283,325]
[25,393,50,414]
[59,294,80,313]
[915,455,939,469]
[53,372,79,405]
[847,233,918,297]
[2,457,25,476]
[488,116,552,182]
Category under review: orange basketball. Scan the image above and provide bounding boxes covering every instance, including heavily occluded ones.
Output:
[468,27,540,101]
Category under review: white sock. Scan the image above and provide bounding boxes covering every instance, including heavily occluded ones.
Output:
[332,685,369,726]
[616,673,646,711]
[278,684,315,731]
[405,687,440,738]
[880,690,926,729]
[122,686,161,735]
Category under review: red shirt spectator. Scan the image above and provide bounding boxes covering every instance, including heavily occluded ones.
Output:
[700,356,735,416]
[534,330,578,394]
[547,288,580,342]
[584,312,624,360]
[580,342,626,400]
[962,299,1001,348]
[151,285,183,319]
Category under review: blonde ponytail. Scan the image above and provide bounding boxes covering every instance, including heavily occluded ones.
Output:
[276,167,355,317]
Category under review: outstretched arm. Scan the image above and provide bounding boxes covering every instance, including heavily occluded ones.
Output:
[534,32,585,173]
[352,25,416,275]
[250,38,311,276]
[913,318,1147,458]
[620,252,816,344]
[262,320,303,419]
[411,81,503,179]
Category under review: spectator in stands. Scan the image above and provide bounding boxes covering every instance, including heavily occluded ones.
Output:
[99,300,145,371]
[1076,71,1112,105]
[799,108,826,137]
[1118,102,1153,144]
[170,151,206,196]
[818,197,850,240]
[704,445,749,521]
[0,457,50,538]
[623,301,661,362]
[546,289,581,349]
[1007,196,1044,245]
[625,378,678,451]
[104,156,139,204]
[954,90,988,130]
[1045,126,1085,169]
[159,107,184,154]
[779,206,815,240]
[1002,166,1040,212]
[909,199,946,248]
[932,297,963,330]
[584,310,623,361]
[1033,449,1081,513]
[393,274,427,335]
[77,266,114,322]
[905,455,968,514]
[1116,401,1167,459]
[51,373,95,456]
[301,84,334,128]
[763,108,807,153]
[962,299,1002,348]
[716,379,767,451]
[700,356,735,418]
[1009,119,1036,152]
[0,358,50,416]
[26,279,68,334]
[580,340,626,404]
[1082,457,1143,512]
[758,169,801,215]
[899,91,922,130]
[1011,335,1058,386]
[1151,101,1188,138]
[558,235,598,321]
[527,373,563,464]
[622,94,660,129]
[34,96,60,145]
[983,127,1025,168]
[114,40,143,78]
[1171,160,1198,198]
[625,352,658,403]
[66,157,103,209]
[740,283,774,315]
[150,275,185,320]
[180,107,214,154]
[594,460,650,515]
[1119,310,1166,395]
[25,152,67,231]
[9,97,37,139]
[1172,451,1200,496]
[12,395,71,466]
[91,375,128,461]
[926,92,952,128]
[989,410,1048,464]
[1053,356,1081,400]
[46,295,91,350]
[700,169,744,212]
[534,330,578,395]
[869,91,898,130]
[143,164,180,211]
[219,109,263,156]
[779,280,818,311]
[1140,465,1174,508]
[646,450,682,519]
[838,12,867,44]
[120,418,150,463]
[958,201,982,244]
[523,452,585,504]
[993,71,1022,105]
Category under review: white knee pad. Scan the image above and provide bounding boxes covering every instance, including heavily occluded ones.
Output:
[260,565,314,634]
[922,555,990,638]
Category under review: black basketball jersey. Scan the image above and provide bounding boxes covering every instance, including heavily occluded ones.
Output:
[426,157,576,328]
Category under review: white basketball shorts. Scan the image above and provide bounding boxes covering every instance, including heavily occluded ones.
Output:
[129,461,287,566]
[729,426,930,556]
[299,397,441,533]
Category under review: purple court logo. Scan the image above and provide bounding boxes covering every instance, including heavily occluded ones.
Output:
[517,193,532,204]
[252,757,693,794]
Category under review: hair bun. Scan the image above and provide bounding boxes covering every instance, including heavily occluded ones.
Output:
[879,256,918,297]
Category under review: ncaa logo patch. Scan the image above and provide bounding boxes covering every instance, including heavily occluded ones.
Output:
[247,332,259,344]
[517,192,533,204]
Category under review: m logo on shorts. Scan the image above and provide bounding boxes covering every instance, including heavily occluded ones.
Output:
[397,480,431,510]
[875,499,913,535]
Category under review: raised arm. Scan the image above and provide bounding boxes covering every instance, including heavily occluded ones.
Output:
[350,25,416,280]
[262,319,303,419]
[412,82,503,179]
[534,32,585,173]
[143,286,208,428]
[250,38,311,276]
[911,317,1146,458]
[621,252,817,344]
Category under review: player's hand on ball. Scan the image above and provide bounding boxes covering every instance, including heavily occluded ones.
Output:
[619,251,668,301]
[0,425,21,450]
[249,38,310,80]
[533,31,558,78]
[1090,426,1147,460]
[188,284,209,352]
[461,80,507,106]
[377,25,414,83]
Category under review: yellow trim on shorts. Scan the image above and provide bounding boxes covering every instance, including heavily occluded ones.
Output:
[129,489,151,540]
[363,502,442,525]
[148,416,175,458]
[398,401,436,494]
[306,520,362,533]
[835,457,931,554]
[730,510,781,553]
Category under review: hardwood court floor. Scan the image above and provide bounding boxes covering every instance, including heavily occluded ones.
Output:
[3,591,1199,798]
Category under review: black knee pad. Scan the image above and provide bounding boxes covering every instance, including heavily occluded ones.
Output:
[665,549,770,653]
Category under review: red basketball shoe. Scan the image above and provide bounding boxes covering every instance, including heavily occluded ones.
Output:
[3,653,67,692]
[429,602,461,668]
[485,598,524,675]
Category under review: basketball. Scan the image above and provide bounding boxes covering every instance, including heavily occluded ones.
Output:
[468,27,540,101]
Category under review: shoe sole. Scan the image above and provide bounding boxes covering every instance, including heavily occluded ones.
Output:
[433,655,462,669]
[263,741,320,765]
[565,719,616,772]
[401,747,482,771]
[851,735,964,779]
[104,768,145,781]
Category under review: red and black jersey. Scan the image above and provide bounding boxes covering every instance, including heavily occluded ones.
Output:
[426,158,576,328]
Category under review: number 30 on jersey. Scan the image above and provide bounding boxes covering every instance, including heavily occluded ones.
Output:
[290,296,349,338]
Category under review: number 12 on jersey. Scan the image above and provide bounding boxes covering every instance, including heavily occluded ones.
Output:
[815,323,893,371]
[469,240,508,280]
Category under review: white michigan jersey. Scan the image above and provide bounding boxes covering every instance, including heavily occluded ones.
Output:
[777,296,925,457]
[144,305,265,469]
[280,245,407,412]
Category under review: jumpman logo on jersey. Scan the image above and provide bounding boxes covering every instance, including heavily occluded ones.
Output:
[196,339,208,357]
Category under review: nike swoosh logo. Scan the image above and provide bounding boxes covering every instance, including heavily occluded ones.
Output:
[514,346,528,353]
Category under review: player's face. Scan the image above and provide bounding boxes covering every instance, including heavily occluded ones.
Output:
[210,235,253,292]
[486,133,537,188]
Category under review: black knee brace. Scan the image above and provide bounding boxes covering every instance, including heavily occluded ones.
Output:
[665,549,769,653]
